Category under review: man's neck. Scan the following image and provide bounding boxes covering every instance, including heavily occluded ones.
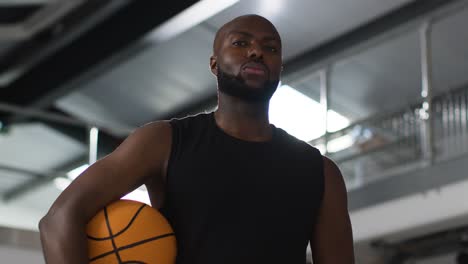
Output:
[215,94,273,142]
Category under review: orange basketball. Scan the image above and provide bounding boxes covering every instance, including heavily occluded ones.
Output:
[86,199,177,264]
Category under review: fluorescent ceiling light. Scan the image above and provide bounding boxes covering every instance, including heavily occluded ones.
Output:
[269,85,350,143]
[147,0,239,42]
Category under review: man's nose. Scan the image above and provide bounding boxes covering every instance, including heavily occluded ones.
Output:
[247,42,263,60]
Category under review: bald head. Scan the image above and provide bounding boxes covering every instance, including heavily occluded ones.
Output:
[209,14,283,103]
[212,14,281,55]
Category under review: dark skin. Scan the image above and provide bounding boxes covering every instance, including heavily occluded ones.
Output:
[39,15,354,264]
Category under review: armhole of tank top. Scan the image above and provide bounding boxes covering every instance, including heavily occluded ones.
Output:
[165,119,179,185]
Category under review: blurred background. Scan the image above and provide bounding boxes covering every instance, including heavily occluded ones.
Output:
[1,0,468,263]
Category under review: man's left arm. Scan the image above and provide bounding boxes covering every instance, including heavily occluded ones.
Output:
[310,156,355,264]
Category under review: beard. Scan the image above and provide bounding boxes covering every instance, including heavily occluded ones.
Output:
[216,65,279,103]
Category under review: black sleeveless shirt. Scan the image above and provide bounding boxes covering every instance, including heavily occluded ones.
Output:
[160,112,324,264]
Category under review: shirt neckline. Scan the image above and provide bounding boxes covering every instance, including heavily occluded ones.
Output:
[208,112,277,145]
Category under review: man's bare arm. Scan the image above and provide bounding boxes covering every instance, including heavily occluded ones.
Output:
[311,156,355,264]
[39,121,172,264]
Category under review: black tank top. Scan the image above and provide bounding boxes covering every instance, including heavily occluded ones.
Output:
[160,112,324,264]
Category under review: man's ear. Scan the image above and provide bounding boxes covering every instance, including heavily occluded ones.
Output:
[210,55,217,76]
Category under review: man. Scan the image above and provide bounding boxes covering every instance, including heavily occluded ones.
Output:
[39,14,355,263]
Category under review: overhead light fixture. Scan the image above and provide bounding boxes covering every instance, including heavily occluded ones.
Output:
[146,0,239,42]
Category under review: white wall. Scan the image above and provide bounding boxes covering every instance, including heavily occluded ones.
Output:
[351,176,468,243]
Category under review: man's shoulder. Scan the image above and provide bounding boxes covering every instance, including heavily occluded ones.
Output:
[130,120,172,142]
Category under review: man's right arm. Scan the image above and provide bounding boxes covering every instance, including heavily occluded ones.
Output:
[38,121,172,264]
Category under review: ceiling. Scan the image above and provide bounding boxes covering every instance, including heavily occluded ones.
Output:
[56,0,416,129]
[0,0,467,252]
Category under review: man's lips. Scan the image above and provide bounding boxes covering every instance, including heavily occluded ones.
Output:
[242,62,268,76]
[243,67,266,75]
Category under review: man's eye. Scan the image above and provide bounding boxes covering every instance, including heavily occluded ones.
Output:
[233,41,247,46]
[265,46,278,52]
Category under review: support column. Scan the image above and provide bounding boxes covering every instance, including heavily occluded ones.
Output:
[320,68,331,154]
[419,21,435,165]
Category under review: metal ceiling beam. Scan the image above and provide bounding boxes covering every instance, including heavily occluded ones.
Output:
[41,110,123,155]
[0,105,124,201]
[0,4,41,24]
[0,126,119,202]
[0,0,86,42]
[2,154,87,202]
[0,101,128,145]
[0,0,199,106]
[0,103,123,201]
[0,0,129,87]
[1,125,120,202]
[0,0,51,6]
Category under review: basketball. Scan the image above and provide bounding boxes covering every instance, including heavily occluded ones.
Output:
[86,199,177,264]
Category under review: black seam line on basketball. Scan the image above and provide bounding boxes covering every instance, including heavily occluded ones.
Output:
[116,233,175,252]
[88,233,175,262]
[88,204,147,241]
[104,206,123,264]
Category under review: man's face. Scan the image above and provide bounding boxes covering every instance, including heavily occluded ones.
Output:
[210,16,283,102]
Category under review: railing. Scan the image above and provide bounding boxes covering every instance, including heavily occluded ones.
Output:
[433,86,468,161]
[310,84,468,190]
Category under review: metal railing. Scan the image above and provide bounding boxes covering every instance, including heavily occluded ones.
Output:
[433,86,468,160]
[311,84,468,190]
